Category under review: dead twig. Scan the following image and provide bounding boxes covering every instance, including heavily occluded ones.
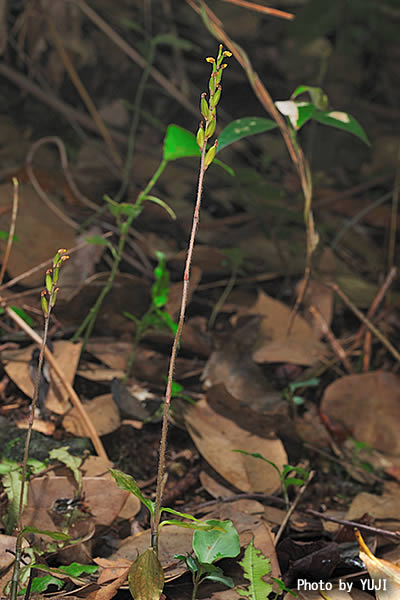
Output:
[274,470,315,546]
[306,509,400,543]
[0,178,19,285]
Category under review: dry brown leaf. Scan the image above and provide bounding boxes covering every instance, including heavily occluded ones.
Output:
[0,183,75,286]
[244,291,326,365]
[346,483,400,529]
[63,393,120,436]
[357,529,400,599]
[3,340,81,414]
[23,473,129,530]
[320,371,400,456]
[185,397,287,494]
[86,567,129,600]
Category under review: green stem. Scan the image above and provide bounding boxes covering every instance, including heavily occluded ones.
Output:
[72,158,168,348]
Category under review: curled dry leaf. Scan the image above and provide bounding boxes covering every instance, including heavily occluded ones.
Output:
[356,529,400,599]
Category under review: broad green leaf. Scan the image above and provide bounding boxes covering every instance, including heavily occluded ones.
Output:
[2,467,22,533]
[109,469,154,516]
[143,195,176,220]
[313,110,369,145]
[217,117,277,153]
[163,124,201,161]
[193,520,240,564]
[128,548,164,600]
[49,447,82,491]
[295,103,315,129]
[27,574,65,594]
[238,540,272,599]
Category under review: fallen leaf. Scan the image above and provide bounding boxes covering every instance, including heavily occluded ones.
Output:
[356,529,400,599]
[320,371,400,455]
[63,393,120,436]
[0,183,75,287]
[185,396,287,494]
[243,291,326,365]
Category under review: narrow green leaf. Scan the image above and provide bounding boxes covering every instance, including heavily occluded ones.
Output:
[109,469,154,516]
[21,526,71,540]
[143,195,176,220]
[128,548,164,600]
[163,124,201,161]
[204,572,234,587]
[291,85,329,110]
[159,519,215,531]
[233,450,281,477]
[160,507,202,521]
[10,306,35,327]
[312,110,369,145]
[217,117,277,153]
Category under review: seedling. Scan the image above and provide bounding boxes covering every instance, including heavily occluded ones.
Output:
[233,450,310,509]
[282,376,320,419]
[124,250,177,378]
[110,469,240,600]
[175,519,240,600]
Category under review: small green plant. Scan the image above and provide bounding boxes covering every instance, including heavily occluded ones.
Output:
[238,541,296,600]
[282,376,320,419]
[110,469,240,600]
[233,450,310,509]
[124,250,177,378]
[175,519,240,600]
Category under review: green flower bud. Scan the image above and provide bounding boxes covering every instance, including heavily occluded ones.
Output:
[41,291,49,316]
[210,85,221,109]
[200,94,209,119]
[196,124,205,149]
[209,73,216,95]
[204,141,218,169]
[205,116,216,139]
[45,270,53,293]
[53,266,59,284]
[50,288,59,309]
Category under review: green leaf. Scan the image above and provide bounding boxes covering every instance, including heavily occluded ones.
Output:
[49,447,82,491]
[104,195,143,219]
[160,506,202,521]
[238,540,272,599]
[203,572,234,587]
[159,519,216,531]
[288,377,320,392]
[217,117,277,153]
[2,466,22,533]
[27,574,65,593]
[271,577,298,596]
[84,235,109,246]
[20,526,71,540]
[291,85,329,110]
[10,306,35,327]
[143,195,176,220]
[233,450,281,477]
[154,308,177,335]
[193,520,240,564]
[152,251,170,308]
[128,548,164,600]
[55,562,98,576]
[0,230,18,241]
[284,477,306,487]
[109,469,155,517]
[312,110,369,145]
[163,124,201,161]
